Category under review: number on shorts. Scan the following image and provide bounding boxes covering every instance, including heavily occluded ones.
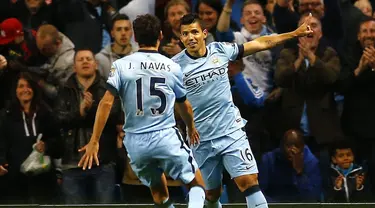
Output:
[240,148,253,162]
[135,77,167,116]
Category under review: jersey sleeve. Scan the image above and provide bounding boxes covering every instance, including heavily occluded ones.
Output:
[172,65,187,103]
[217,42,244,61]
[106,63,122,96]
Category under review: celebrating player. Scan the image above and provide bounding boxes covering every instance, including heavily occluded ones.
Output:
[78,14,206,208]
[172,13,313,208]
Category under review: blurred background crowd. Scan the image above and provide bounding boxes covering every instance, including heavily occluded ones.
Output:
[0,0,374,205]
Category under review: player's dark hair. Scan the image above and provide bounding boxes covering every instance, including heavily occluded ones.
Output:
[133,14,161,47]
[180,13,206,31]
[111,14,130,30]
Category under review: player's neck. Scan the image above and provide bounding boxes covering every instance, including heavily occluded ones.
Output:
[187,45,207,58]
[138,46,158,52]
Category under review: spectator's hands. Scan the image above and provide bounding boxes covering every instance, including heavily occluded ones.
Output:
[290,147,304,174]
[0,55,7,70]
[225,0,236,6]
[188,127,200,147]
[80,91,94,116]
[335,174,344,190]
[354,53,370,76]
[266,87,282,102]
[228,60,244,77]
[162,39,182,56]
[277,0,294,11]
[35,140,45,153]
[78,141,99,170]
[362,46,375,68]
[294,13,313,37]
[355,173,365,190]
[0,164,8,176]
[298,37,316,64]
[117,131,125,148]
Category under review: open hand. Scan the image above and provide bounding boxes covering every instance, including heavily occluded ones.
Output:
[188,127,200,147]
[78,141,99,170]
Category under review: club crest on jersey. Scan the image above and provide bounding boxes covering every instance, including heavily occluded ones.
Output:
[212,56,219,64]
[109,66,115,77]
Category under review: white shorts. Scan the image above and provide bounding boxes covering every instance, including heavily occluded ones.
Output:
[191,128,258,190]
[124,127,198,187]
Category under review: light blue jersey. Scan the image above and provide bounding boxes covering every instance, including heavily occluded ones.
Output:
[172,42,245,142]
[107,50,186,133]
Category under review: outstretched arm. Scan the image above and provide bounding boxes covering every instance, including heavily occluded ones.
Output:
[175,99,200,146]
[78,90,115,170]
[217,0,235,32]
[243,14,313,57]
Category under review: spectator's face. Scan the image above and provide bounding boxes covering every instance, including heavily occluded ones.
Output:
[298,15,322,48]
[36,35,60,57]
[111,20,133,47]
[167,4,188,32]
[282,137,304,161]
[241,3,266,34]
[332,149,354,169]
[298,0,324,19]
[358,21,375,49]
[198,3,218,31]
[14,35,25,45]
[25,0,44,15]
[74,50,97,78]
[16,78,34,103]
[180,22,207,53]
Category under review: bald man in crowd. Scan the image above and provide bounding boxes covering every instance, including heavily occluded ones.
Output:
[258,129,322,202]
[34,24,75,99]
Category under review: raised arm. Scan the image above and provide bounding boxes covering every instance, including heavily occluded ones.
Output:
[78,90,115,170]
[243,14,313,56]
[175,99,200,146]
[217,0,235,32]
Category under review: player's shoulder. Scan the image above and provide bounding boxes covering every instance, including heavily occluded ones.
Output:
[209,41,237,50]
[171,49,188,63]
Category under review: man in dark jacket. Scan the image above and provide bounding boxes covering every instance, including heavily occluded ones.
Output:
[54,49,122,204]
[259,129,322,202]
[338,17,375,196]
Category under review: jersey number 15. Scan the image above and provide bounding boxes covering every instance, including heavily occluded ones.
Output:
[136,77,167,116]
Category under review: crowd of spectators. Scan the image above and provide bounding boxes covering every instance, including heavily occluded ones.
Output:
[0,0,374,204]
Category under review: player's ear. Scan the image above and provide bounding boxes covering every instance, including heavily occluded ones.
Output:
[203,29,208,39]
